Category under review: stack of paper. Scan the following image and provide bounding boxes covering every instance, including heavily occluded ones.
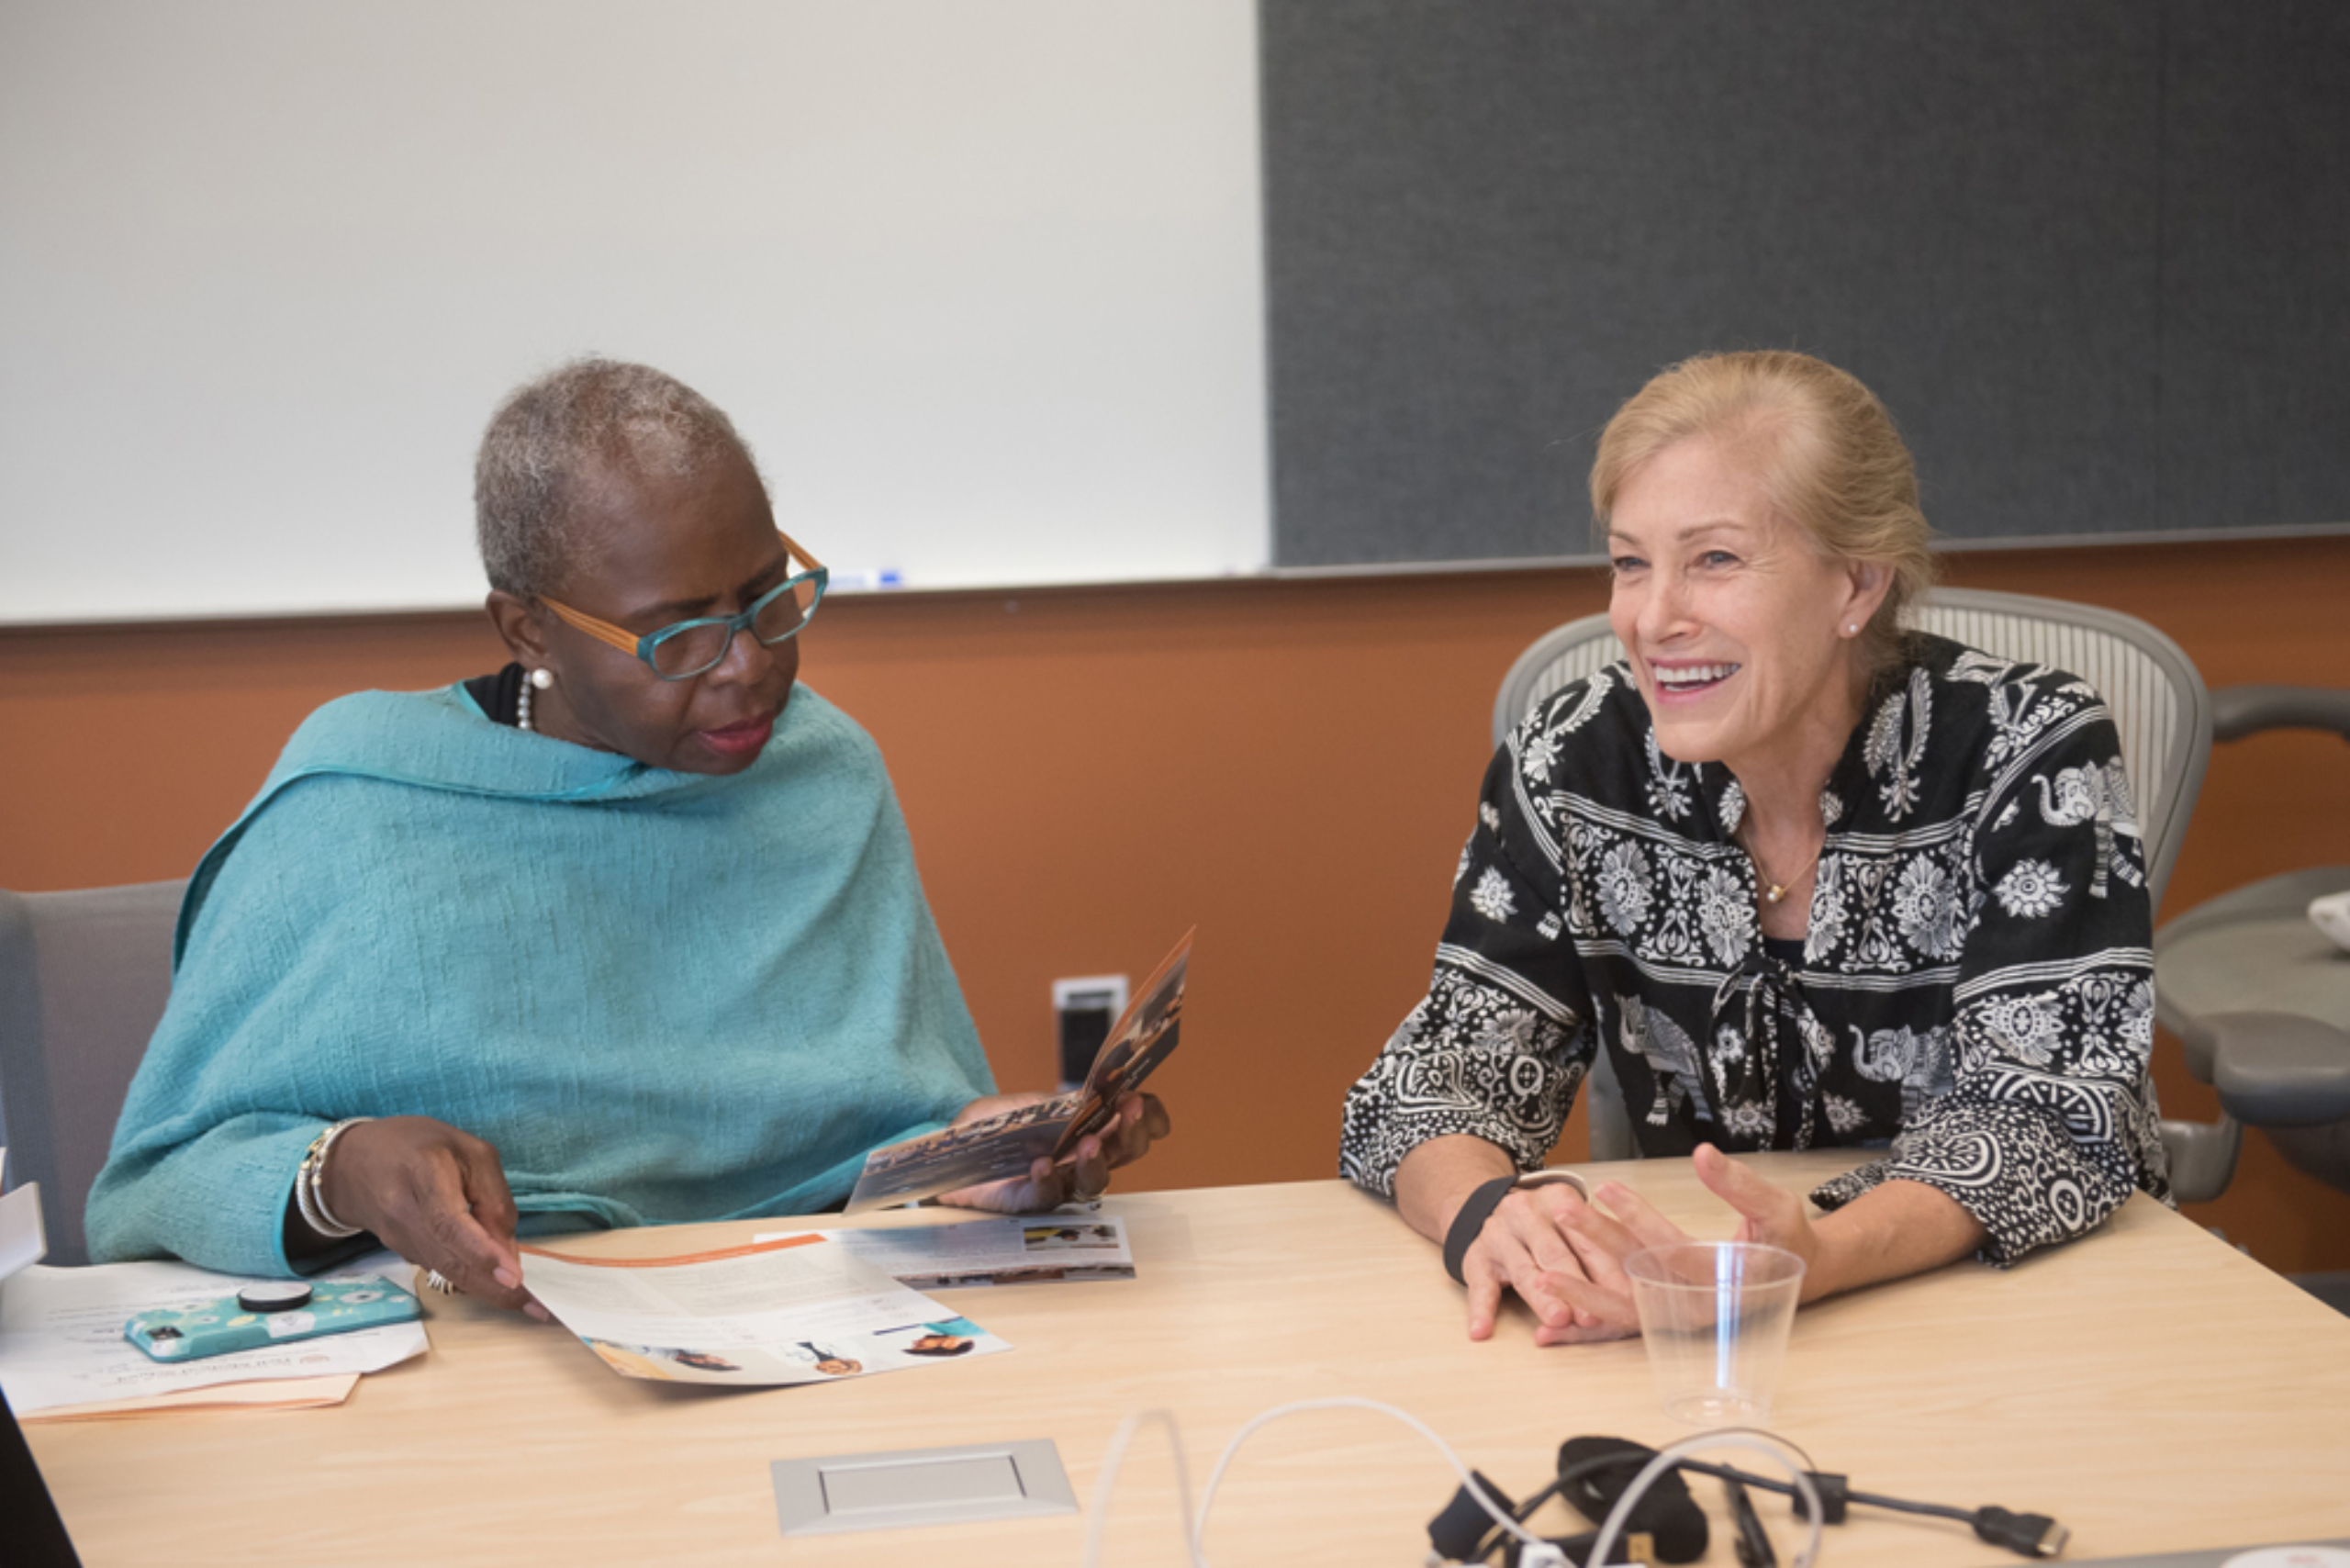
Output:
[0,1153,426,1421]
[756,1215,1136,1290]
[0,1256,429,1419]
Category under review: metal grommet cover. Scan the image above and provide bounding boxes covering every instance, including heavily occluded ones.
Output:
[238,1282,314,1313]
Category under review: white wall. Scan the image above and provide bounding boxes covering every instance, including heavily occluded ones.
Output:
[0,1,1268,622]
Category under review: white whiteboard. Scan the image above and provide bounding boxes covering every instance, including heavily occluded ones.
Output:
[0,1,1268,623]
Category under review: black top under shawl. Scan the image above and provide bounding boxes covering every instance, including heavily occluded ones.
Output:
[464,664,526,728]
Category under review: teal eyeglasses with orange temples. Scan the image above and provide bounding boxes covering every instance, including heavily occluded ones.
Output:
[540,531,829,681]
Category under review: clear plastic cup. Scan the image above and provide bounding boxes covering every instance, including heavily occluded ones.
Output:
[1624,1241,1807,1424]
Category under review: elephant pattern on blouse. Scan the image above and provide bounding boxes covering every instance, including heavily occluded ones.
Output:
[1848,1023,1956,1123]
[2030,757,2143,898]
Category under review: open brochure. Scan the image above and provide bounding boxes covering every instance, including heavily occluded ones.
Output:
[845,929,1191,1213]
[517,1234,1010,1385]
[755,1215,1135,1290]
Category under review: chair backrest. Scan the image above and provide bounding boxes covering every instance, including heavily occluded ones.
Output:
[0,880,185,1266]
[1492,588,2212,913]
[1492,588,2213,1163]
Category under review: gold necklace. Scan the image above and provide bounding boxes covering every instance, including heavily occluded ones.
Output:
[1740,822,1825,905]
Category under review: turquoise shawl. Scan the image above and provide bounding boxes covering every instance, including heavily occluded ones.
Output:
[86,683,994,1276]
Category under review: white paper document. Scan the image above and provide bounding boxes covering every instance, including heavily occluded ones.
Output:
[518,1234,1009,1385]
[0,1252,428,1416]
[0,1146,47,1284]
[755,1215,1136,1290]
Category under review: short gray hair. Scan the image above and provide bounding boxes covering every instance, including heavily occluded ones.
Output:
[475,359,758,599]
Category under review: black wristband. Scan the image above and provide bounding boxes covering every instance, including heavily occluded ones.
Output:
[1442,1175,1519,1285]
[1441,1170,1595,1286]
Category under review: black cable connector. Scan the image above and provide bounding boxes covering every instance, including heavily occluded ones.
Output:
[1788,1470,1849,1524]
[1724,1476,1776,1568]
[1973,1506,2070,1559]
[1427,1471,1518,1562]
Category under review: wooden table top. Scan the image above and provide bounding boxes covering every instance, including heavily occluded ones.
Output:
[29,1152,2350,1565]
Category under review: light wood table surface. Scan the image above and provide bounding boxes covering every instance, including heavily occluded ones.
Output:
[29,1153,2350,1565]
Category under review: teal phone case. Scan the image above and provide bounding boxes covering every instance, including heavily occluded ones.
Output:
[124,1276,421,1362]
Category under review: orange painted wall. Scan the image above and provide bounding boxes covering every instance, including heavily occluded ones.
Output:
[4,534,2346,1272]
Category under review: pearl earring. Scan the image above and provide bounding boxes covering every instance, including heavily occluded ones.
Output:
[1846,623,1859,636]
[518,666,554,732]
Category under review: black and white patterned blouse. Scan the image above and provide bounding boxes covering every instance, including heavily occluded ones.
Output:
[1340,633,2172,1264]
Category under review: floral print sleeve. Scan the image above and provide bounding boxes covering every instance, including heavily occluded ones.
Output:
[1337,691,1600,1197]
[1810,657,2169,1261]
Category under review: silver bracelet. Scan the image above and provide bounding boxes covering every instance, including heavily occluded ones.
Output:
[1514,1169,1591,1201]
[296,1117,373,1240]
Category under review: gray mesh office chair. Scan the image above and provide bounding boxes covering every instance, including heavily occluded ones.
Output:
[1490,588,2234,1194]
[0,880,185,1265]
[2150,686,2350,1212]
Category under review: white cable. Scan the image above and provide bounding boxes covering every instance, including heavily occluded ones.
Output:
[1080,1407,1206,1568]
[1190,1395,1555,1567]
[1581,1431,1824,1568]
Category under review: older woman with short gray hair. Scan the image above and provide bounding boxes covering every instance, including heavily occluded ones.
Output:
[91,359,1168,1309]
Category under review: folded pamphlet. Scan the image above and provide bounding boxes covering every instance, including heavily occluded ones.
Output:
[845,930,1191,1213]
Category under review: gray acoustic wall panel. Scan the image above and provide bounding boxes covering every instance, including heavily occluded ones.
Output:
[2157,0,2350,533]
[1262,2,2347,567]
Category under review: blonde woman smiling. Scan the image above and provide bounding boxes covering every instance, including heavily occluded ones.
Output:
[1342,351,2167,1344]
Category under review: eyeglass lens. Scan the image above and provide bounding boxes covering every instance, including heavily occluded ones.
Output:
[648,577,822,679]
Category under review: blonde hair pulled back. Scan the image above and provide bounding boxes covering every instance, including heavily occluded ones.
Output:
[1590,350,1937,678]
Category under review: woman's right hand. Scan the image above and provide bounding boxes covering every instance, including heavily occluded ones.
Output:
[1460,1182,1638,1346]
[319,1115,545,1317]
[1397,1136,1627,1345]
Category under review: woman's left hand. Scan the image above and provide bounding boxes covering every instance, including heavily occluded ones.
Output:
[1533,1143,1821,1344]
[935,1090,1172,1215]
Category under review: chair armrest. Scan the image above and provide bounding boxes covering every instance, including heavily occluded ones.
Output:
[2207,1011,2350,1126]
[2211,684,2350,745]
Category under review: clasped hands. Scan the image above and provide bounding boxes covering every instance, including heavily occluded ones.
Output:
[317,1092,1169,1317]
[1461,1143,1818,1346]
